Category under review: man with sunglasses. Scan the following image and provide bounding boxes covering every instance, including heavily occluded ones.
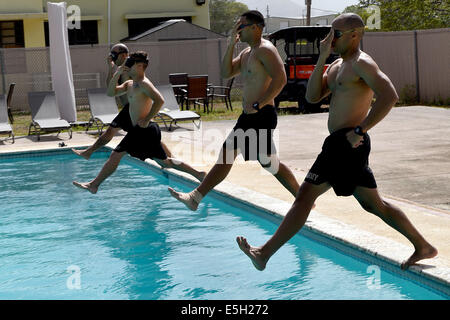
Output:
[237,13,437,271]
[169,10,301,211]
[72,43,172,160]
[73,51,206,194]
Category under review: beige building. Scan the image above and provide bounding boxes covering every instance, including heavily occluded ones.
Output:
[0,0,210,48]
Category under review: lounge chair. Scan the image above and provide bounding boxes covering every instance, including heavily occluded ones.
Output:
[28,91,72,141]
[6,83,15,124]
[86,88,119,134]
[155,84,201,131]
[209,78,234,111]
[0,94,14,143]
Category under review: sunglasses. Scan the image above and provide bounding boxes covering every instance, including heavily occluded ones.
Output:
[333,29,354,39]
[109,50,127,61]
[237,23,254,31]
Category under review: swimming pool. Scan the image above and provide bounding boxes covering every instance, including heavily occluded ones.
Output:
[0,149,447,299]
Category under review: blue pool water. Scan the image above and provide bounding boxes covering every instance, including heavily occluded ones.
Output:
[0,150,446,300]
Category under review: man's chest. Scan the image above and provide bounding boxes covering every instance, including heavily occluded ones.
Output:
[327,62,363,90]
[127,83,144,101]
[240,52,265,78]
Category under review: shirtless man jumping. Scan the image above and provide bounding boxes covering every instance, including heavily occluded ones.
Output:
[73,51,205,193]
[71,43,172,160]
[168,10,300,210]
[237,13,437,271]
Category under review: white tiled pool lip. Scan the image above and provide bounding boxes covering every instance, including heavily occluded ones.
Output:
[1,146,449,298]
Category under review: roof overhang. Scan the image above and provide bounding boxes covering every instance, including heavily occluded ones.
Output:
[0,13,103,21]
[0,13,47,20]
[125,12,195,20]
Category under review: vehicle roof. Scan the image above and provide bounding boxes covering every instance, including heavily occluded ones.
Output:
[268,26,331,41]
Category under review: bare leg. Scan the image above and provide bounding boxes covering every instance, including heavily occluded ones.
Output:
[273,162,300,197]
[259,156,300,197]
[154,157,207,182]
[72,126,119,160]
[160,141,173,158]
[353,187,438,270]
[260,157,315,208]
[237,181,331,270]
[73,151,126,194]
[169,146,238,211]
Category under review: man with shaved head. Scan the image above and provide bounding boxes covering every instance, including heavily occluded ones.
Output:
[237,13,437,271]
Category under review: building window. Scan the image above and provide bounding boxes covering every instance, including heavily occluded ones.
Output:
[44,20,99,46]
[127,17,192,38]
[0,20,25,48]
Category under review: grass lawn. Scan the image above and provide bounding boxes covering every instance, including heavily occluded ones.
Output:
[2,101,447,140]
[2,101,246,138]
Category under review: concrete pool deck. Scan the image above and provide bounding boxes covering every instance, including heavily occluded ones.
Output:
[1,105,449,294]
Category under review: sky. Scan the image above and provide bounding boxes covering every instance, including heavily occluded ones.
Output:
[237,0,361,17]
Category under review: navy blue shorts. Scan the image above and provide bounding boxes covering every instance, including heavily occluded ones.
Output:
[223,105,277,161]
[114,122,167,161]
[305,127,377,196]
[110,104,133,133]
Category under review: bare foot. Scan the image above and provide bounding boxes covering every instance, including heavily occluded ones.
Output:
[401,245,438,270]
[196,171,207,182]
[72,148,91,160]
[236,236,268,271]
[168,187,200,211]
[73,181,98,194]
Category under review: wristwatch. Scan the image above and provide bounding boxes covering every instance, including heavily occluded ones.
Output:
[354,126,365,136]
[252,102,260,111]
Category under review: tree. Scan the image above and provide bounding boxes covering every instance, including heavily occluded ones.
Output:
[343,0,450,31]
[210,0,249,35]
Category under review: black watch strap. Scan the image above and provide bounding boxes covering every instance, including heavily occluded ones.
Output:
[252,102,260,111]
[354,126,365,136]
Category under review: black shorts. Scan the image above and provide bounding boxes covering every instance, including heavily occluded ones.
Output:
[110,104,133,133]
[223,105,277,161]
[305,127,377,196]
[114,122,167,161]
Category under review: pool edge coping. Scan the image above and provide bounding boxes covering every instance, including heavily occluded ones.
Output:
[1,146,449,298]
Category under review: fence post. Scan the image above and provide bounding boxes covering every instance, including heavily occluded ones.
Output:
[0,49,6,95]
[218,39,223,86]
[414,30,420,103]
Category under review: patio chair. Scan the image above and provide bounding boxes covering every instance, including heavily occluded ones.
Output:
[182,75,210,113]
[155,84,201,131]
[27,91,72,141]
[86,88,119,134]
[169,73,188,104]
[6,83,15,124]
[208,78,234,112]
[0,94,14,143]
